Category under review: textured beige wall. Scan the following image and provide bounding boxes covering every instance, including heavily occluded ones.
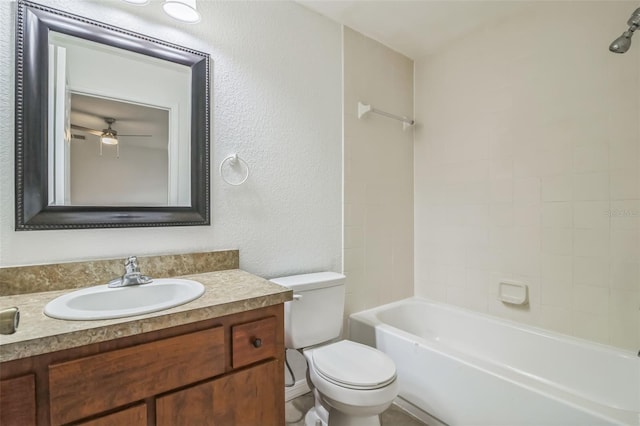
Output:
[414,1,640,351]
[0,0,342,281]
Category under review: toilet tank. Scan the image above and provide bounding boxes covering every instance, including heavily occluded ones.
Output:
[270,272,345,349]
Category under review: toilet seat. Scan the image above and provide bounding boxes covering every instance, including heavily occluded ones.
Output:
[311,340,397,390]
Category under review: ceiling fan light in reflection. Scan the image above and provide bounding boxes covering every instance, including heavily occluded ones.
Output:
[163,0,201,24]
[100,132,118,145]
[122,0,150,5]
[100,118,119,145]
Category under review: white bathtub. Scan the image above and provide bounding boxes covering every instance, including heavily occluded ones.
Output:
[349,297,640,426]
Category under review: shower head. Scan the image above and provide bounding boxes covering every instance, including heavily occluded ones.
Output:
[610,8,640,54]
[610,30,634,53]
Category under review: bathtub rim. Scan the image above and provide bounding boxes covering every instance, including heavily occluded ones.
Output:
[349,296,639,360]
[349,296,640,425]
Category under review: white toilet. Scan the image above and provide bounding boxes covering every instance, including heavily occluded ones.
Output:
[270,272,398,426]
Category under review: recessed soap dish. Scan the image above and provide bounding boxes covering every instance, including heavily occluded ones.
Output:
[498,280,528,305]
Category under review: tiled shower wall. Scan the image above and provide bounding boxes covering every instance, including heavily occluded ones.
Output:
[414,1,640,350]
[343,28,414,322]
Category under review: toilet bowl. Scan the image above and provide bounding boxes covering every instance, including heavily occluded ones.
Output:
[304,340,398,426]
[270,272,399,426]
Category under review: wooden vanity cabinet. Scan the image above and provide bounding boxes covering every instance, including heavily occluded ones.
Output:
[0,304,285,426]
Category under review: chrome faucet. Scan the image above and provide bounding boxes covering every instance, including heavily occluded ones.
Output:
[108,256,153,288]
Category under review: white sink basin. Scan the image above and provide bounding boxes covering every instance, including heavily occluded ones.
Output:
[44,279,205,321]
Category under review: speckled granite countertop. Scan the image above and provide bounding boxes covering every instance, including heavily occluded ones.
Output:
[0,269,292,363]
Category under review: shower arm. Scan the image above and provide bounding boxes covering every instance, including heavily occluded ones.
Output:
[627,9,640,32]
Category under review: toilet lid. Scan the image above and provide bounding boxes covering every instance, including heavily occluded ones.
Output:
[312,340,396,390]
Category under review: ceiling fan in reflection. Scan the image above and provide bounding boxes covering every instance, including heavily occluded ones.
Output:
[71,117,151,158]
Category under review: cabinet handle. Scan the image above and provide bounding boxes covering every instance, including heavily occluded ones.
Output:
[252,338,262,348]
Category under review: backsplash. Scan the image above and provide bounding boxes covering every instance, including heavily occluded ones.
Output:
[0,250,239,296]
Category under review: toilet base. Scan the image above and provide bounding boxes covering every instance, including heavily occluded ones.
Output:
[305,407,326,426]
[304,407,382,426]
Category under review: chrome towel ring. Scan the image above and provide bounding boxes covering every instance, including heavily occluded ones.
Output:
[219,153,249,186]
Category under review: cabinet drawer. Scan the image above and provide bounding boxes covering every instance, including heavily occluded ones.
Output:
[231,316,277,368]
[49,326,224,425]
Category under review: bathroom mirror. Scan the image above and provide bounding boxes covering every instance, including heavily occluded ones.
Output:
[15,0,210,230]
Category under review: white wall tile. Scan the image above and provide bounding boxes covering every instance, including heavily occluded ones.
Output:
[610,261,640,291]
[414,1,639,350]
[344,28,413,315]
[541,175,572,202]
[490,157,514,180]
[542,228,573,256]
[610,170,640,200]
[343,247,365,273]
[490,204,514,228]
[541,254,573,297]
[610,228,640,261]
[572,312,609,345]
[539,305,573,335]
[541,279,573,308]
[344,226,364,250]
[513,204,541,227]
[574,228,610,257]
[573,284,609,315]
[416,277,447,300]
[572,172,610,201]
[573,142,608,173]
[609,140,639,171]
[514,149,541,178]
[609,289,639,319]
[540,145,572,177]
[490,179,514,204]
[514,177,541,206]
[573,201,610,229]
[466,247,493,270]
[609,200,640,230]
[573,256,609,288]
[542,202,572,228]
[609,289,640,350]
[609,316,640,351]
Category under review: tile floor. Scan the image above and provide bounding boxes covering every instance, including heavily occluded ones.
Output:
[285,392,427,425]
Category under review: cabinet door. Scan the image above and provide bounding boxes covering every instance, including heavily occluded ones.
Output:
[156,359,283,426]
[0,374,36,426]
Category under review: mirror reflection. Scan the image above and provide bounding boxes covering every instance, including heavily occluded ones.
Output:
[48,31,191,207]
[66,95,170,206]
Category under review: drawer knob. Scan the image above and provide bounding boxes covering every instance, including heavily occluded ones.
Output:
[252,338,262,348]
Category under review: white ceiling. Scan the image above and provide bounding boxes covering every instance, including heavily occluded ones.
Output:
[298,0,534,59]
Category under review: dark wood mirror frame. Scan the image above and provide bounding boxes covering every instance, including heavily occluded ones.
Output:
[15,0,210,230]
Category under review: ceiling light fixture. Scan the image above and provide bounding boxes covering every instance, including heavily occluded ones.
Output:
[163,0,201,24]
[100,118,119,146]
